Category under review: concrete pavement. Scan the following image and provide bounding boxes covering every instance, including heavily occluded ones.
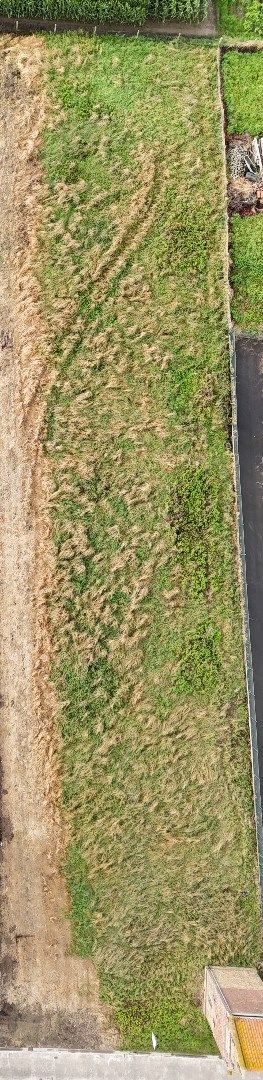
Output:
[0,1050,259,1079]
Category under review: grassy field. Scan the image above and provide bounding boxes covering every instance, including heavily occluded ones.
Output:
[216,0,263,40]
[223,52,263,136]
[41,36,261,1051]
[216,0,263,37]
[223,50,263,331]
[230,215,263,331]
[216,0,245,38]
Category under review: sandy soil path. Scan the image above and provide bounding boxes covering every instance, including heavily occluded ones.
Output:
[0,38,116,1049]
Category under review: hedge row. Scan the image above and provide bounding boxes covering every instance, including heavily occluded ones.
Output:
[0,0,207,23]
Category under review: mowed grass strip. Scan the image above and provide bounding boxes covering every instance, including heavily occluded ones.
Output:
[223,50,263,331]
[223,51,263,136]
[230,214,263,331]
[42,37,260,1051]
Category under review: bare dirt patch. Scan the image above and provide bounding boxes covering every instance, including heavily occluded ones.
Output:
[0,37,117,1050]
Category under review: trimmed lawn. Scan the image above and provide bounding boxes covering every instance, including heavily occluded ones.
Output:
[231,215,263,332]
[41,36,260,1051]
[223,50,263,331]
[223,51,263,136]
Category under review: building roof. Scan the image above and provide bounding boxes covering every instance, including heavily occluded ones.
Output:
[210,966,263,1017]
[235,1017,263,1070]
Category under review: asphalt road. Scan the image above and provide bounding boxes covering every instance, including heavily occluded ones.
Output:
[236,335,263,812]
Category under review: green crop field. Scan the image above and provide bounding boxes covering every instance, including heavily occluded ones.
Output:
[216,0,263,38]
[0,0,207,23]
[40,36,261,1052]
[223,50,263,331]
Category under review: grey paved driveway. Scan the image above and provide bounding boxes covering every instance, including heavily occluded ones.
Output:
[0,1050,251,1079]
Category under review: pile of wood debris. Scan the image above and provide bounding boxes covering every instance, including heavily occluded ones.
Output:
[227,134,263,215]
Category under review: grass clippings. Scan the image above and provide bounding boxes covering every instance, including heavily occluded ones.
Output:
[41,36,261,1052]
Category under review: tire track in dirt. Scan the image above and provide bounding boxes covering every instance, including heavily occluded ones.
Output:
[0,38,117,1050]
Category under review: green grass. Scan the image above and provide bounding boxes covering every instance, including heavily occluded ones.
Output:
[223,50,263,330]
[216,0,263,36]
[223,51,263,135]
[41,36,261,1052]
[216,0,247,38]
[231,215,263,331]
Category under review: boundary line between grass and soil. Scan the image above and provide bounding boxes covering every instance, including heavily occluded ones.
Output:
[218,44,263,903]
[0,14,263,50]
[0,14,218,40]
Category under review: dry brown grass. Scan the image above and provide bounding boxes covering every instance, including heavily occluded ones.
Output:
[0,37,119,1045]
[0,36,62,832]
